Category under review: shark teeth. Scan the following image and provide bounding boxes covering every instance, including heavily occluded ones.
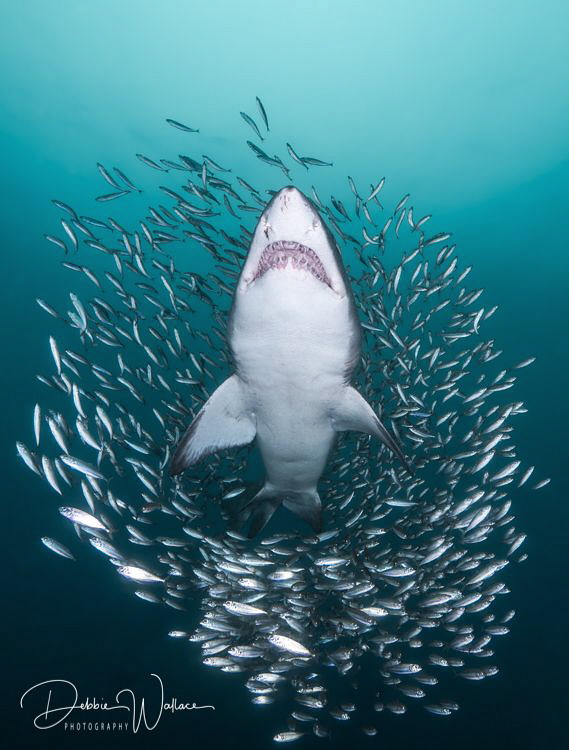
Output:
[251,240,332,287]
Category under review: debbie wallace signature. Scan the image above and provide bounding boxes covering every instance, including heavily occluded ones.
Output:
[20,673,215,732]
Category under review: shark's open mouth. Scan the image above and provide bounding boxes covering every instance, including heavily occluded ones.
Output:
[251,241,332,288]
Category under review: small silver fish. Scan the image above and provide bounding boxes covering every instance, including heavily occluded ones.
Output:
[268,634,312,657]
[117,565,164,583]
[60,455,105,480]
[59,506,107,530]
[41,536,75,560]
[223,601,266,616]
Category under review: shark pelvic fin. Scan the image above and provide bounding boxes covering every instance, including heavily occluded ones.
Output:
[231,487,322,537]
[230,486,283,538]
[169,374,256,475]
[331,386,412,473]
[283,490,322,533]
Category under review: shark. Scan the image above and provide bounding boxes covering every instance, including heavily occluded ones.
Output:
[170,186,408,536]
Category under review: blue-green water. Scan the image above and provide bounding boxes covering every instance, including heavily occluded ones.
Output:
[2,2,568,748]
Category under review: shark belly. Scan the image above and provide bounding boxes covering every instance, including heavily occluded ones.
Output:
[230,274,356,492]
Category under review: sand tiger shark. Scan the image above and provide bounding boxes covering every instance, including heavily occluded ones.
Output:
[170,186,408,535]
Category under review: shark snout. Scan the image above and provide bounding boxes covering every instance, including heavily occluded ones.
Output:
[267,186,314,219]
[278,185,304,207]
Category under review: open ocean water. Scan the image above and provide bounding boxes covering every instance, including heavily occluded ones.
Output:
[1,2,568,748]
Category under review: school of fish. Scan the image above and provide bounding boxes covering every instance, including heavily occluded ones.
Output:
[18,99,550,742]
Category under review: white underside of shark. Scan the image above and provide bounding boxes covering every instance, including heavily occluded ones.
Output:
[170,186,408,535]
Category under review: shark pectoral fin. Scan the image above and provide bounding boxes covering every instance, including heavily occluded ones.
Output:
[169,374,256,475]
[331,386,412,473]
[283,491,322,533]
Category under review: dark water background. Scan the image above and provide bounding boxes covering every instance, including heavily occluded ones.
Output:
[1,2,568,748]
